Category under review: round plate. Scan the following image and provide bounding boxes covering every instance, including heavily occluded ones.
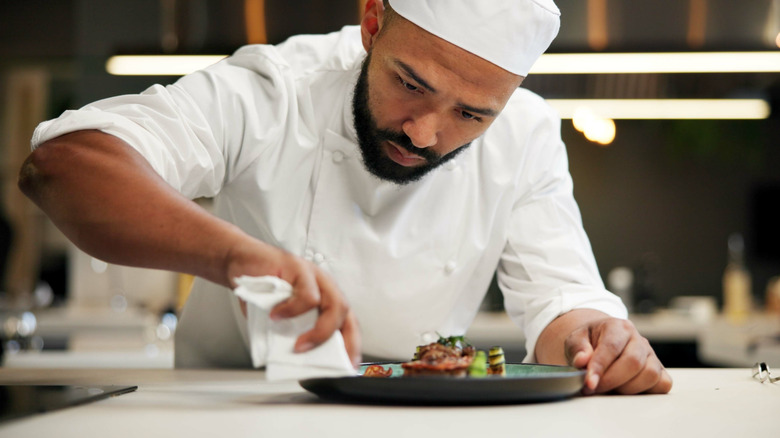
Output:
[299,363,585,405]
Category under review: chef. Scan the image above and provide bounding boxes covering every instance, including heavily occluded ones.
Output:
[19,0,671,394]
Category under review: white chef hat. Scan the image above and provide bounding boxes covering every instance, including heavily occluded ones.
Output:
[387,0,560,76]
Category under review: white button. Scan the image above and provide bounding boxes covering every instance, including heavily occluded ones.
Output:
[313,253,325,264]
[304,249,314,261]
[444,261,457,275]
[332,151,345,163]
[444,161,457,171]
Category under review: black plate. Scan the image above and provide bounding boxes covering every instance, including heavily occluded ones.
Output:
[299,363,585,405]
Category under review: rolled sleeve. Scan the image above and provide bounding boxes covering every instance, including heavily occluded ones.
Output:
[30,45,294,201]
[30,83,225,200]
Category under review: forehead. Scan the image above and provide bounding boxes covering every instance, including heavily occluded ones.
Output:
[375,15,522,106]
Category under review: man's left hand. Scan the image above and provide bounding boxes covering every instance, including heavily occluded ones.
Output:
[536,309,672,395]
[565,317,672,395]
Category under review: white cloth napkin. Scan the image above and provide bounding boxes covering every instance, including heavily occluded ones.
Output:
[233,275,357,381]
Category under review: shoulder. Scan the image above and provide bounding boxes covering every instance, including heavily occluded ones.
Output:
[226,25,364,78]
[172,26,363,113]
[471,88,566,187]
[499,88,560,129]
[274,25,365,73]
[482,87,563,153]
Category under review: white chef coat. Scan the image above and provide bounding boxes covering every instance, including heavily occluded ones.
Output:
[31,26,627,367]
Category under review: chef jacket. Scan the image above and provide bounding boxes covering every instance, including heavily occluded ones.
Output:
[32,26,627,367]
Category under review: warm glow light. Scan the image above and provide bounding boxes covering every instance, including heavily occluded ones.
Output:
[776,32,780,48]
[106,55,227,76]
[549,99,771,120]
[108,52,780,76]
[583,117,616,145]
[572,107,616,145]
[572,107,596,132]
[530,52,780,74]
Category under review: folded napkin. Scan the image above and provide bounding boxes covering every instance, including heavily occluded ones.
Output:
[233,275,357,381]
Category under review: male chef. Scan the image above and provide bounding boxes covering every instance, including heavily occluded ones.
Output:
[19,0,671,394]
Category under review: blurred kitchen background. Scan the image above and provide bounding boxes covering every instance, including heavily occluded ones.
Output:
[0,0,779,368]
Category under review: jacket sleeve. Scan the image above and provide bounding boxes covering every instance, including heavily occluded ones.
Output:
[30,45,296,200]
[495,96,627,362]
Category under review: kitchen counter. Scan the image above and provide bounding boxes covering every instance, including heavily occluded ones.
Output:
[469,311,780,367]
[0,367,776,438]
[6,308,779,369]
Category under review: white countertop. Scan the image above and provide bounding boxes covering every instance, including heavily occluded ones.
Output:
[0,367,776,438]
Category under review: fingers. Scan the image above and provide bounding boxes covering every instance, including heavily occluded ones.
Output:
[597,335,652,393]
[588,320,653,392]
[340,310,363,368]
[582,319,632,393]
[226,241,361,363]
[563,325,595,382]
[269,259,321,320]
[606,344,673,395]
[576,318,673,395]
[647,368,673,394]
[267,259,361,364]
[610,356,669,395]
[292,268,348,352]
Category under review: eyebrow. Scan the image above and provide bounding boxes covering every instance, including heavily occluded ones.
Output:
[458,102,498,118]
[395,59,437,93]
[394,59,499,118]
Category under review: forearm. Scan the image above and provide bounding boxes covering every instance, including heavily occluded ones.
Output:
[18,130,245,287]
[19,129,362,362]
[534,308,611,365]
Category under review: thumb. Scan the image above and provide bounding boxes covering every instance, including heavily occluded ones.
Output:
[564,326,599,393]
[565,326,594,369]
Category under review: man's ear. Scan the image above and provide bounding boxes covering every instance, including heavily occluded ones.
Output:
[360,0,385,52]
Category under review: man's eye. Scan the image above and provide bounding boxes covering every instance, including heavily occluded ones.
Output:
[398,77,419,92]
[460,110,480,121]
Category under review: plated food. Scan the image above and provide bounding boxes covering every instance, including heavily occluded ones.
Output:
[363,335,507,378]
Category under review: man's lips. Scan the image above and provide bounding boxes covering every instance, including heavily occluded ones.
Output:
[384,141,426,167]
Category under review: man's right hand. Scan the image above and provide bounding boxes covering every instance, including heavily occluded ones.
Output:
[227,239,362,368]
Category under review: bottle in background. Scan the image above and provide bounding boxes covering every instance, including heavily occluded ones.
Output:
[722,233,753,323]
[765,276,780,315]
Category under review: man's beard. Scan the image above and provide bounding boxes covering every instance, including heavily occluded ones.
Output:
[352,54,471,185]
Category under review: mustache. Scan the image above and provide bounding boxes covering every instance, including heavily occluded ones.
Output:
[374,128,441,162]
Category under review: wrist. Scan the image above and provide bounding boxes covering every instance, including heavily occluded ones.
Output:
[221,232,284,289]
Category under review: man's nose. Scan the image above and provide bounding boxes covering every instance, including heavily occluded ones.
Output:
[401,112,439,148]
